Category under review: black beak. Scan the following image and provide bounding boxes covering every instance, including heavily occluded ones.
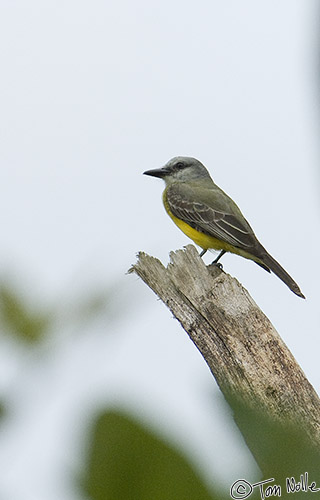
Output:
[143,167,169,178]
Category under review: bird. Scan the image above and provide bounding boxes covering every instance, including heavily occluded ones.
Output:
[143,156,305,299]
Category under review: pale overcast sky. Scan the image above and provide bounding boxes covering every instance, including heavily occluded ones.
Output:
[0,1,319,499]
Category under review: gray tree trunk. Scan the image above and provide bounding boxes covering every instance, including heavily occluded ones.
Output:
[129,245,320,451]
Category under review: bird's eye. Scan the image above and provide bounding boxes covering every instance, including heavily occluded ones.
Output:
[175,162,184,169]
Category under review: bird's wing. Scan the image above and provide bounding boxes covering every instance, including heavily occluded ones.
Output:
[166,184,259,250]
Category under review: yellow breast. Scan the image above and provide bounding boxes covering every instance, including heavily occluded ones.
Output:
[162,190,225,251]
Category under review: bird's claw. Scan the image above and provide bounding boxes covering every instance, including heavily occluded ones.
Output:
[210,261,223,270]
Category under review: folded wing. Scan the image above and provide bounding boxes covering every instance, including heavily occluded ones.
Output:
[166,184,259,251]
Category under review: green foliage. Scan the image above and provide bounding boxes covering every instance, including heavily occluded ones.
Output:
[1,276,318,500]
[80,401,320,500]
[0,280,124,344]
[0,284,52,343]
[82,410,225,500]
[229,396,320,498]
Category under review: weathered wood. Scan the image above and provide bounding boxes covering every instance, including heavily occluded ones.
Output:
[129,244,320,447]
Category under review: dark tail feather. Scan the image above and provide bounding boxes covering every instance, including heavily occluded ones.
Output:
[259,252,305,299]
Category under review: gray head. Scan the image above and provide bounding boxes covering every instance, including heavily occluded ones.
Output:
[143,156,212,185]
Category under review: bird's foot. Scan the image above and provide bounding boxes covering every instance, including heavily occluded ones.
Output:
[210,261,223,270]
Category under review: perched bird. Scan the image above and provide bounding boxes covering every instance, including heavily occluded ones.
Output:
[144,156,305,298]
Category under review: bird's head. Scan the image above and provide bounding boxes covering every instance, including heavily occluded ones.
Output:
[143,156,211,186]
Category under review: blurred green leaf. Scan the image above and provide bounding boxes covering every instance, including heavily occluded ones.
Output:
[0,401,6,420]
[82,410,224,500]
[0,284,52,343]
[0,276,133,346]
[229,395,320,498]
